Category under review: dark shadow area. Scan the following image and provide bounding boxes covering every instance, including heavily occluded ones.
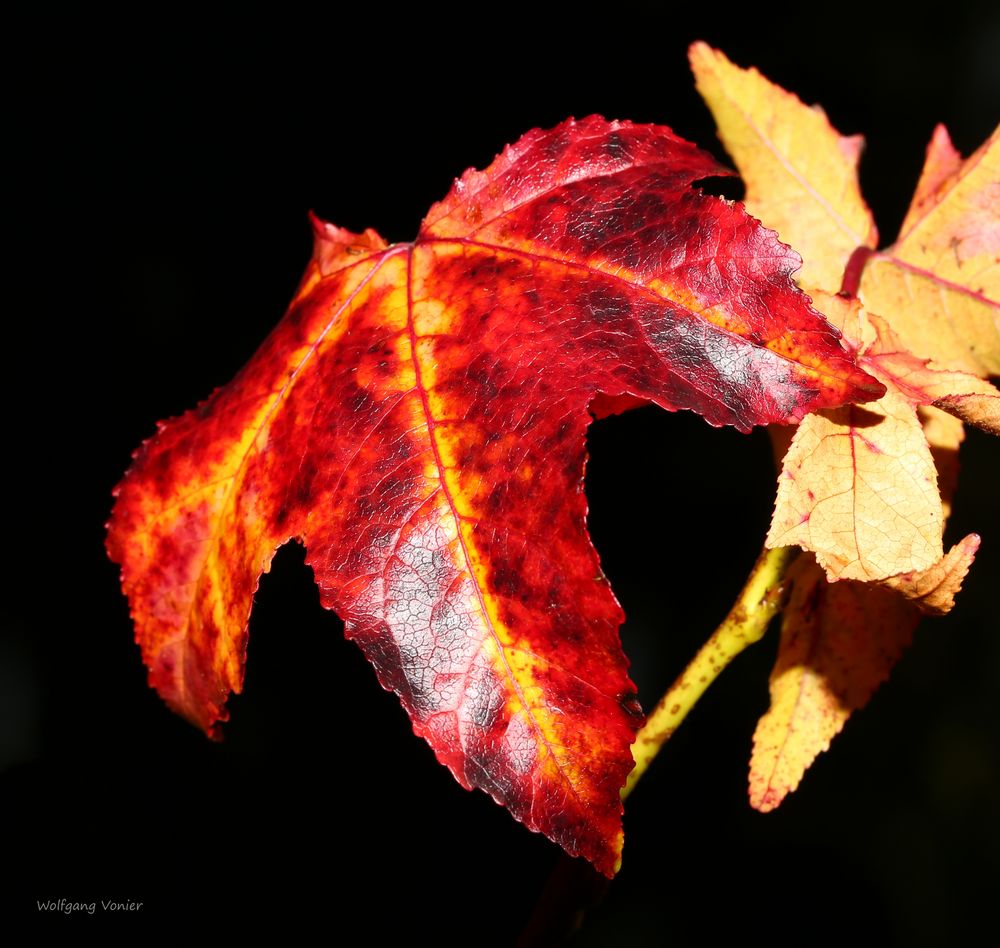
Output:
[842,406,888,428]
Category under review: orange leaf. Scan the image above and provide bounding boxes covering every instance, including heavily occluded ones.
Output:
[690,42,877,292]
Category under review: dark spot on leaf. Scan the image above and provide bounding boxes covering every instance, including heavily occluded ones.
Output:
[580,286,631,324]
[491,565,520,598]
[354,495,375,519]
[541,128,570,159]
[604,132,629,161]
[349,387,374,413]
[392,438,412,460]
[485,486,505,514]
[466,356,500,399]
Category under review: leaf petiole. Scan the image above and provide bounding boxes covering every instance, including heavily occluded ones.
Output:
[623,545,798,799]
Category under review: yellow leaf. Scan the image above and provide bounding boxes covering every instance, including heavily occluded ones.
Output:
[883,533,980,615]
[750,556,918,812]
[859,126,1000,376]
[767,388,942,581]
[698,47,996,813]
[690,42,877,292]
[859,259,1000,378]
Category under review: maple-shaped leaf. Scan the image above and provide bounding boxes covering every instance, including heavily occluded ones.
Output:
[106,117,881,876]
[750,538,978,812]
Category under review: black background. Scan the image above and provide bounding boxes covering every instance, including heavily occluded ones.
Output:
[7,4,999,943]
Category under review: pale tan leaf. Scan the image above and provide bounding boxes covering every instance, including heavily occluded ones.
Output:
[767,389,943,581]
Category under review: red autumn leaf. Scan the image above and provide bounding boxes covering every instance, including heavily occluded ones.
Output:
[106,117,881,875]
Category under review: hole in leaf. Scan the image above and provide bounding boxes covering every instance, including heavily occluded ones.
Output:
[694,175,745,202]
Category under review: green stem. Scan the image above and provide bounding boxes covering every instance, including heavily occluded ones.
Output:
[623,545,798,799]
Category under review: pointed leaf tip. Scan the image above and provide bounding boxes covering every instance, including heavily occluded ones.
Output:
[884,534,980,615]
